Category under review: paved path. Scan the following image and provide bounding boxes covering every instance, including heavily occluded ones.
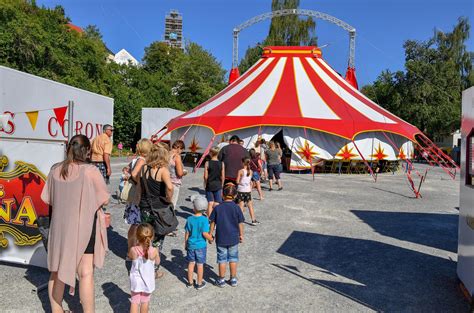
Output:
[1,158,469,312]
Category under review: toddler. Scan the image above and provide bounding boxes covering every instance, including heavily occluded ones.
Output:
[129,223,159,313]
[185,195,213,289]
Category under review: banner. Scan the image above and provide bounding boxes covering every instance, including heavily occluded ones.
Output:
[0,66,114,267]
[0,140,65,267]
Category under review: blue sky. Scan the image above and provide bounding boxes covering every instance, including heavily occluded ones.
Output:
[37,0,473,86]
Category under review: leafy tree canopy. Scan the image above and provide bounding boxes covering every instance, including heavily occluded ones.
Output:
[0,0,226,146]
[361,17,472,138]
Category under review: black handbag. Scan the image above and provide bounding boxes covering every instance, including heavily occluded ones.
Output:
[140,167,179,236]
[35,206,52,252]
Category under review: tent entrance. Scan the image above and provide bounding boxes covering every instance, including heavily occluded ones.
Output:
[270,130,291,171]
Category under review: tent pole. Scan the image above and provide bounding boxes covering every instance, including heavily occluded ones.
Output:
[352,140,376,181]
[193,136,216,173]
[302,128,315,181]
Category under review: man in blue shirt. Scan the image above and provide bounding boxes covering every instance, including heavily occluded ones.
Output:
[209,183,245,287]
[185,195,213,290]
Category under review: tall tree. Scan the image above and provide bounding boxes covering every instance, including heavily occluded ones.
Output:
[239,0,317,73]
[361,18,472,138]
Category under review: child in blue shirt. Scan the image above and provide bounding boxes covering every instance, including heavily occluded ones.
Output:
[209,183,245,287]
[185,195,213,290]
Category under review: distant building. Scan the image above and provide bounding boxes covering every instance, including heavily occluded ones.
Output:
[164,10,183,50]
[113,49,139,66]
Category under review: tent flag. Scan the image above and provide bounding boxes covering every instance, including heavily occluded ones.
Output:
[25,111,39,130]
[53,106,68,128]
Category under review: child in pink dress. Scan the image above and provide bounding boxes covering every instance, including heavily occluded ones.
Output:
[129,224,159,313]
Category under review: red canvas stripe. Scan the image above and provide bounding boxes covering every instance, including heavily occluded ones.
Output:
[263,57,301,118]
[177,58,268,119]
[200,58,280,118]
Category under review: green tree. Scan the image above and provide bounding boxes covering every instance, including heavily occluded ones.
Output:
[362,18,471,138]
[239,0,317,73]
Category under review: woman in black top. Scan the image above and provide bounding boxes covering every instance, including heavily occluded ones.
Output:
[139,144,173,278]
[204,146,225,216]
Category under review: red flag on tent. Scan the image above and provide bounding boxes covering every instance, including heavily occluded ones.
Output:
[53,106,68,128]
[345,67,358,89]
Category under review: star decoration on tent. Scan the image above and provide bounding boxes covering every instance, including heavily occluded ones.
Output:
[371,143,389,160]
[296,141,318,163]
[336,145,358,160]
[189,137,201,153]
[398,147,406,160]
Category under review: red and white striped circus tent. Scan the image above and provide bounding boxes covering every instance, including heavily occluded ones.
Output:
[162,46,421,170]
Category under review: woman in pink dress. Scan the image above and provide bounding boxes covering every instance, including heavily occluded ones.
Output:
[41,134,110,313]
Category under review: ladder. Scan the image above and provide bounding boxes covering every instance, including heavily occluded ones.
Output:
[415,133,459,179]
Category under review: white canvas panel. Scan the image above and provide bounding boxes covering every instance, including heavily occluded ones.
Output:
[306,58,396,124]
[352,132,413,161]
[293,58,340,120]
[230,126,282,149]
[170,126,214,154]
[283,128,349,169]
[318,59,410,123]
[183,58,274,118]
[228,58,287,116]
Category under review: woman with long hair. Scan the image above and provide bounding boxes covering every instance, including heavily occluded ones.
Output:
[266,141,283,191]
[139,144,174,278]
[41,135,110,313]
[124,138,153,252]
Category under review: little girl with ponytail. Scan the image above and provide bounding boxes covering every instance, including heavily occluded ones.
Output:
[129,223,159,313]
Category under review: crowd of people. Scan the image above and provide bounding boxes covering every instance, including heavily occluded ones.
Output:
[40,129,285,313]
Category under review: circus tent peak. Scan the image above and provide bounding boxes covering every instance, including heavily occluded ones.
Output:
[165,46,421,141]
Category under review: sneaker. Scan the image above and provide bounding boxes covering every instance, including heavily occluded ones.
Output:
[215,278,226,288]
[186,280,194,288]
[278,187,283,191]
[196,281,207,290]
[251,220,261,226]
[229,277,238,287]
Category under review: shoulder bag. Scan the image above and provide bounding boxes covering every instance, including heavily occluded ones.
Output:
[140,167,179,236]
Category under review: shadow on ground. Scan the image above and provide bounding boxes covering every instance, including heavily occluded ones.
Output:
[160,249,219,286]
[276,231,467,312]
[102,282,130,313]
[107,227,128,260]
[351,210,458,253]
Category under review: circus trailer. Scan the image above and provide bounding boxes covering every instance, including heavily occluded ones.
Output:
[164,47,418,170]
[0,66,114,267]
[141,107,183,143]
[458,86,474,303]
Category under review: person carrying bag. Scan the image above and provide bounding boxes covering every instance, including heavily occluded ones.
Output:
[137,144,175,279]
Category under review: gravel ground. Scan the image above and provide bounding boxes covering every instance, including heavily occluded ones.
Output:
[0,158,469,312]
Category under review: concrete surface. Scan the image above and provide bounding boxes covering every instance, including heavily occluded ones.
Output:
[0,158,469,312]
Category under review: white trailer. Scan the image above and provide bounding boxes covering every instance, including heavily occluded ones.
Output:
[141,107,183,142]
[0,66,113,267]
[458,86,474,306]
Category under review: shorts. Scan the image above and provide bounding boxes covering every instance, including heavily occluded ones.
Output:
[187,247,207,264]
[130,292,151,304]
[92,162,107,180]
[236,192,252,203]
[268,164,281,180]
[217,244,239,263]
[251,171,260,182]
[206,189,222,203]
